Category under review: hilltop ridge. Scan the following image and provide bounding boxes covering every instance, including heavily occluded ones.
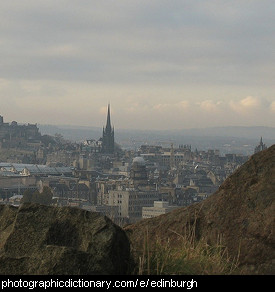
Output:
[125,144,275,274]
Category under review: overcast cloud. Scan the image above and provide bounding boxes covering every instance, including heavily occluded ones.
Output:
[0,0,274,130]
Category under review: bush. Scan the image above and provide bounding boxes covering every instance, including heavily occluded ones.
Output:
[22,187,53,206]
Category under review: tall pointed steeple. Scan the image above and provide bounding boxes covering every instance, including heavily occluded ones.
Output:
[254,136,267,153]
[101,104,115,154]
[106,103,112,133]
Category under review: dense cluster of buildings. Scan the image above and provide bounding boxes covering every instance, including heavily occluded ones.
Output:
[0,106,267,226]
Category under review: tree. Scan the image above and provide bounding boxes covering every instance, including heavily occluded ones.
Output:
[21,189,34,204]
[21,187,53,206]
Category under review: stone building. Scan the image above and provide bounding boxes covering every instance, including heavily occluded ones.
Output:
[108,188,159,224]
[142,201,179,219]
[0,115,41,149]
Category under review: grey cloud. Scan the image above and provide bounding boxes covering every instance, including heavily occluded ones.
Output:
[0,0,274,87]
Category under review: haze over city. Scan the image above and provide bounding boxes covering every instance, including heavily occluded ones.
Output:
[0,1,274,130]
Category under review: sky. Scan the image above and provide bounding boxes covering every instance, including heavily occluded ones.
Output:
[0,0,274,130]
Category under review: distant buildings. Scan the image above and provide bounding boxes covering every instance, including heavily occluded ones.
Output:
[1,110,270,226]
[95,156,160,224]
[0,162,73,202]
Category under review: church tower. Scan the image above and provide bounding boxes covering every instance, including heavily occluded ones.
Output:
[101,104,115,154]
[254,137,267,154]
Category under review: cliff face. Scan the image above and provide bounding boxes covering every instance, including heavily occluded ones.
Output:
[0,203,130,275]
[125,145,275,274]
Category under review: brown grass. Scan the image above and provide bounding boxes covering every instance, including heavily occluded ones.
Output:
[136,224,240,275]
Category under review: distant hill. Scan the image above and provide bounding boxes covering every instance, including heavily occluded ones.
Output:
[39,124,275,140]
[172,126,275,139]
[38,124,103,142]
[38,124,275,154]
[125,145,275,274]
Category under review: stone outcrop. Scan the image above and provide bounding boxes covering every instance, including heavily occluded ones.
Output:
[0,203,130,275]
[125,145,275,274]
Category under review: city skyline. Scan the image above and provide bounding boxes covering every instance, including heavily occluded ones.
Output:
[0,1,274,130]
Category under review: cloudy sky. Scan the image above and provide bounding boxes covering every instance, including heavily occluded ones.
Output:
[0,0,274,130]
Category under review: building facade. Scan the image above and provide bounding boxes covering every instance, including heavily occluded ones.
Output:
[108,188,159,224]
[142,201,179,219]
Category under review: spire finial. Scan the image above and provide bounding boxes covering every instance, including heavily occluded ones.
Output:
[105,103,111,132]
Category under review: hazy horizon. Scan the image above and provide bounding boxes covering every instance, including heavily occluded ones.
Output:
[38,123,275,151]
[1,1,274,130]
[37,122,275,133]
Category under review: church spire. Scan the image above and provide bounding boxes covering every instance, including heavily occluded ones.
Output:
[254,136,267,153]
[106,103,112,132]
[101,103,115,154]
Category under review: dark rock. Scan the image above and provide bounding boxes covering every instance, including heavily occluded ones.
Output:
[125,145,275,274]
[0,203,130,275]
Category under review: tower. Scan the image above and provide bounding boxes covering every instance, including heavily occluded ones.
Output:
[254,137,267,154]
[170,143,175,169]
[101,104,115,154]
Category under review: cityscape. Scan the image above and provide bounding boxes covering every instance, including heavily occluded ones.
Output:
[0,106,269,226]
[0,1,274,278]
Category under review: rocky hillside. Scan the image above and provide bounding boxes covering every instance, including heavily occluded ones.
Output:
[125,145,275,274]
[0,203,130,275]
